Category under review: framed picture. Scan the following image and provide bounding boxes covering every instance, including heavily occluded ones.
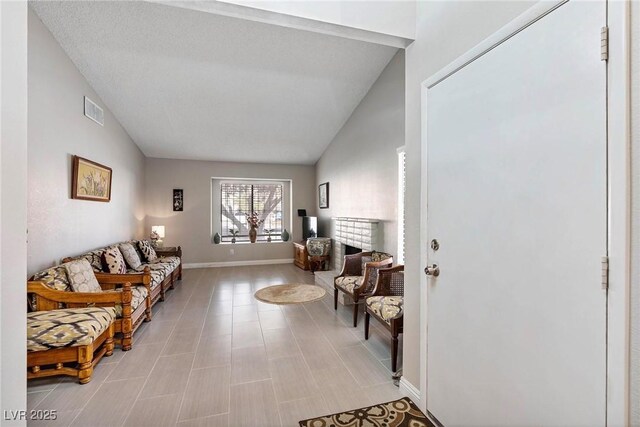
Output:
[71,156,112,202]
[173,189,184,211]
[318,182,329,209]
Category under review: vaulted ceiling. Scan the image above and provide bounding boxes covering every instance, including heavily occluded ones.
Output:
[30,1,398,165]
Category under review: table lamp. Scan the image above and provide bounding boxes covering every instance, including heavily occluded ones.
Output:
[151,225,165,248]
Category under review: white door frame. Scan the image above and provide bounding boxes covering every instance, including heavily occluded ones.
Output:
[417,1,631,425]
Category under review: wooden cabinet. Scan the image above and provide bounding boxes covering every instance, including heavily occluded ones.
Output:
[293,241,309,270]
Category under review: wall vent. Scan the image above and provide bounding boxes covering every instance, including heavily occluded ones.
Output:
[84,96,104,126]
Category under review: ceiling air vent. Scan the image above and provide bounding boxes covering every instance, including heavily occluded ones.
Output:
[84,96,104,126]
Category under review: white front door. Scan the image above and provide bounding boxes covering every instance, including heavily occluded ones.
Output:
[424,2,607,425]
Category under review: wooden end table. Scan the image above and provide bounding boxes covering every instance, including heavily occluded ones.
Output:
[308,255,330,275]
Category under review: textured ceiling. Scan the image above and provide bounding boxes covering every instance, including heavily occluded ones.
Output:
[30,1,398,165]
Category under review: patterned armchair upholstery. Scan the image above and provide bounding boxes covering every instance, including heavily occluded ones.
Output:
[27,304,116,384]
[365,265,404,373]
[334,251,393,327]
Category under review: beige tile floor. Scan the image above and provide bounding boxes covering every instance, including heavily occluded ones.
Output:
[27,264,403,426]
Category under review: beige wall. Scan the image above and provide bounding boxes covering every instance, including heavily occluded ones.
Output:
[402,0,536,389]
[630,2,639,425]
[27,8,146,275]
[1,1,28,422]
[144,158,316,265]
[316,50,404,257]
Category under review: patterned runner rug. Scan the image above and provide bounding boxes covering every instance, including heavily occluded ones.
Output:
[298,397,435,427]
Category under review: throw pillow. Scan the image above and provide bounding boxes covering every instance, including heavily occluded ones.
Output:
[119,242,142,269]
[31,266,71,292]
[137,240,158,262]
[101,246,127,274]
[64,259,102,293]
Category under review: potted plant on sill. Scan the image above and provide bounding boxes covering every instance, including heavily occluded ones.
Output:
[229,228,239,243]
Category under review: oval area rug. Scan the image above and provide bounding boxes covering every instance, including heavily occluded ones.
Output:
[254,284,326,305]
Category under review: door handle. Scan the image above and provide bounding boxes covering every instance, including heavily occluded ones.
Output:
[424,264,440,277]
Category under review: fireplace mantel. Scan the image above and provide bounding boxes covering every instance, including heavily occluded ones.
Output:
[332,217,379,270]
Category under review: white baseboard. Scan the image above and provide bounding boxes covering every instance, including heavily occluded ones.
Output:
[399,377,421,404]
[183,258,294,269]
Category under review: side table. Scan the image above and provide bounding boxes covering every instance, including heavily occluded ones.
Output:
[308,255,330,275]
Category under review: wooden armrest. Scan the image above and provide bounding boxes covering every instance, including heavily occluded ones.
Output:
[95,266,150,285]
[155,246,182,258]
[27,281,132,305]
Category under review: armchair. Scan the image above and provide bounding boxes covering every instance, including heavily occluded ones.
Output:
[334,251,393,327]
[364,265,404,372]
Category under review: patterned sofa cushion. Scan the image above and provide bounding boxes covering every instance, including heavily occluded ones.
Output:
[366,296,403,324]
[335,276,363,294]
[114,285,148,317]
[101,246,127,274]
[127,268,163,291]
[119,243,142,270]
[69,250,105,273]
[64,259,102,293]
[30,266,72,311]
[137,240,158,262]
[32,266,71,292]
[151,256,181,271]
[27,307,116,352]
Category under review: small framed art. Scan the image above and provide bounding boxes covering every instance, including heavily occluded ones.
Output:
[71,156,112,202]
[318,182,329,209]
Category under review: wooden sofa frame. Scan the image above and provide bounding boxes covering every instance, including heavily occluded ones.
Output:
[28,280,144,351]
[27,285,116,384]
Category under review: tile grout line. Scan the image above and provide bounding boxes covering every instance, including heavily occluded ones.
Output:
[175,267,221,423]
[117,268,203,427]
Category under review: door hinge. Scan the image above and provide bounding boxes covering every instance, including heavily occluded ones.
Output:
[601,256,609,290]
[601,26,609,61]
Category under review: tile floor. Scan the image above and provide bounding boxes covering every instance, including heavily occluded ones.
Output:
[26,264,403,426]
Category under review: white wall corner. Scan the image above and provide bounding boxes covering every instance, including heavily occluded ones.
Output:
[399,376,421,404]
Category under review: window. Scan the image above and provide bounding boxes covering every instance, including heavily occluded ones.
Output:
[397,147,406,264]
[217,180,287,243]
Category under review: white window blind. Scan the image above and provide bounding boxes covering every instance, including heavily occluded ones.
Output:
[220,182,283,242]
[397,147,406,264]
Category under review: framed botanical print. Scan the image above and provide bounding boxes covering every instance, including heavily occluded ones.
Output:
[318,182,329,209]
[71,156,112,202]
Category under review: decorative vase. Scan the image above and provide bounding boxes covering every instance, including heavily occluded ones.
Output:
[281,229,290,242]
[231,235,236,243]
[213,232,221,244]
[306,237,332,256]
[249,227,257,243]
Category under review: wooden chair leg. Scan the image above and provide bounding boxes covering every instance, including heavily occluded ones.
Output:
[121,315,133,351]
[77,344,94,384]
[160,285,166,302]
[392,334,399,373]
[352,299,359,327]
[145,297,152,322]
[365,312,370,340]
[334,288,338,310]
[105,323,115,357]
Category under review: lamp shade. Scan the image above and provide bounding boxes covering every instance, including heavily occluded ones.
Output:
[151,225,165,239]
